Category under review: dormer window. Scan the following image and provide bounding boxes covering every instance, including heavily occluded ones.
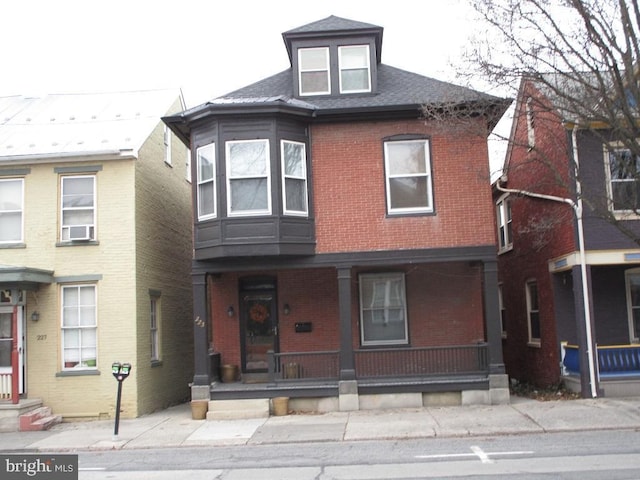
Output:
[339,45,371,93]
[299,47,330,96]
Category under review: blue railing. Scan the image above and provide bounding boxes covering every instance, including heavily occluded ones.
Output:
[562,343,640,378]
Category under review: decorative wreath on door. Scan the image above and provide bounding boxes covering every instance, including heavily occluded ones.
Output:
[249,303,269,324]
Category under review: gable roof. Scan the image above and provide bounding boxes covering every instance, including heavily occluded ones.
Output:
[0,89,182,164]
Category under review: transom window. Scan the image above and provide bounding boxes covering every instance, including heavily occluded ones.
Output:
[625,269,640,342]
[526,280,540,346]
[299,47,330,96]
[0,178,23,243]
[384,139,433,214]
[496,195,513,252]
[226,139,271,216]
[281,140,308,216]
[339,45,371,93]
[196,143,216,220]
[359,273,408,346]
[607,146,640,212]
[61,175,95,241]
[61,285,97,370]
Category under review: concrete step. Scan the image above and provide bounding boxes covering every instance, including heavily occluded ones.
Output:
[207,398,269,420]
[19,406,62,431]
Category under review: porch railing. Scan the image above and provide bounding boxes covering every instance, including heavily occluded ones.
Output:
[355,344,490,379]
[0,374,11,400]
[562,343,640,378]
[267,344,489,383]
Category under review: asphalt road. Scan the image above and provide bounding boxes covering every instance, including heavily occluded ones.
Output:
[76,429,640,479]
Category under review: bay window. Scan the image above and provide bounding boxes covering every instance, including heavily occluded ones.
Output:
[197,143,216,220]
[281,140,308,216]
[226,139,271,216]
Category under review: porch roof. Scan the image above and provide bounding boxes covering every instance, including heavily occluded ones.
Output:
[0,264,54,290]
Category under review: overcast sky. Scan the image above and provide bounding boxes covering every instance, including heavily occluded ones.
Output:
[1,0,510,172]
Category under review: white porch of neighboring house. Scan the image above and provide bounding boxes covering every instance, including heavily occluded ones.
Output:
[0,265,55,431]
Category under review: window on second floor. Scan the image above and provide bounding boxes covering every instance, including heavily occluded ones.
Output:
[281,140,308,216]
[339,45,371,93]
[226,139,271,216]
[164,125,172,166]
[525,96,535,149]
[299,47,330,96]
[197,143,216,220]
[384,139,433,215]
[606,146,640,213]
[526,279,541,346]
[0,178,23,244]
[61,175,96,242]
[496,195,513,252]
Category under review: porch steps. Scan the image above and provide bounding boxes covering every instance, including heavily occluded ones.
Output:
[19,406,62,432]
[206,399,270,420]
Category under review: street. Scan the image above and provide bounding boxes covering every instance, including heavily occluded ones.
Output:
[77,429,640,479]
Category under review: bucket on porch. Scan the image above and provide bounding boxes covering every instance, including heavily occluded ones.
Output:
[191,400,208,420]
[284,362,300,379]
[220,364,239,383]
[272,397,289,416]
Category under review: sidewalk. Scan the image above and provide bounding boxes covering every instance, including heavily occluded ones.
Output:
[1,396,640,452]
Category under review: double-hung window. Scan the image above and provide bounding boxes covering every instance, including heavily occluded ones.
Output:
[196,143,216,220]
[61,175,96,241]
[150,293,160,362]
[496,195,513,252]
[384,139,433,214]
[61,285,97,370]
[526,280,540,346]
[359,273,408,346]
[0,178,23,243]
[281,140,308,216]
[226,139,271,216]
[625,269,640,342]
[339,45,371,93]
[606,146,640,213]
[299,47,330,96]
[164,125,172,166]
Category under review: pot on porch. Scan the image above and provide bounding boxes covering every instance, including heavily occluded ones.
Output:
[220,364,239,383]
[190,400,208,420]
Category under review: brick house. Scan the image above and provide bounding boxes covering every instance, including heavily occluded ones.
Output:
[0,90,193,429]
[164,16,511,415]
[496,74,640,397]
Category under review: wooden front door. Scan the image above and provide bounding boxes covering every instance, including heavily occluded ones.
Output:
[240,284,278,373]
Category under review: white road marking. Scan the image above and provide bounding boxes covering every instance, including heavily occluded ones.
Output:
[416,447,534,464]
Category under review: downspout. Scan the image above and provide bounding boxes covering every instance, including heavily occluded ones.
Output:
[495,125,598,397]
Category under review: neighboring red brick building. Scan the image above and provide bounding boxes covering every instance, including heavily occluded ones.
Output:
[165,16,511,413]
[496,75,640,398]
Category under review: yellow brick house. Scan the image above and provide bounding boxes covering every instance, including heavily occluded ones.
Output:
[0,90,193,429]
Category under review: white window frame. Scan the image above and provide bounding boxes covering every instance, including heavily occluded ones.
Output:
[496,194,513,253]
[359,273,408,346]
[196,143,216,220]
[384,139,433,215]
[339,45,371,94]
[60,175,96,242]
[624,268,640,343]
[61,284,97,370]
[298,47,330,96]
[605,142,640,215]
[525,279,541,346]
[226,139,272,217]
[525,96,535,149]
[0,178,24,244]
[185,148,192,183]
[281,140,308,216]
[164,125,172,166]
[150,294,160,362]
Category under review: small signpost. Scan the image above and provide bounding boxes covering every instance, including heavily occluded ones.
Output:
[111,362,131,441]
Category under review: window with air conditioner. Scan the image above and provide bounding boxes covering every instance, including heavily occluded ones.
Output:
[61,175,96,242]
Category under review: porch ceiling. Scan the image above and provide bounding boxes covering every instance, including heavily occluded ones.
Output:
[0,265,54,291]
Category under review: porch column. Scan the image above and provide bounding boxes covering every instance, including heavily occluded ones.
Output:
[572,264,599,398]
[192,272,211,389]
[483,261,505,374]
[11,302,19,405]
[337,267,355,380]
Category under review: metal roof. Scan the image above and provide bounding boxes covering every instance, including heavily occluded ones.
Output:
[0,89,182,163]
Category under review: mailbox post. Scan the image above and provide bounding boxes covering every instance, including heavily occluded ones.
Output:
[111,362,131,440]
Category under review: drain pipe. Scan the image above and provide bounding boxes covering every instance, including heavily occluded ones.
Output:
[495,126,598,397]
